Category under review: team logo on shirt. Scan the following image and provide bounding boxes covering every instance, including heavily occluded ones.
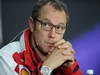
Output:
[19,65,30,75]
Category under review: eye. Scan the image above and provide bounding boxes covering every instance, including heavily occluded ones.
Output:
[61,26,65,30]
[56,26,63,29]
[42,22,50,28]
[56,26,60,29]
[56,26,65,30]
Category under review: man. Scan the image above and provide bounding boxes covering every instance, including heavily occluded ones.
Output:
[0,0,82,75]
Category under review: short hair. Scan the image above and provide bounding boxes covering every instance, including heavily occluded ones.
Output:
[31,0,69,24]
[31,0,70,32]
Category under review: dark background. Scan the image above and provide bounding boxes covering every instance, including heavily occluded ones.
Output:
[2,0,100,45]
[1,0,100,74]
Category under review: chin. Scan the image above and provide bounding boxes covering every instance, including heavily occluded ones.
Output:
[39,47,49,55]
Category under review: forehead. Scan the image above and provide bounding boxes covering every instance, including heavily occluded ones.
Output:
[38,4,67,25]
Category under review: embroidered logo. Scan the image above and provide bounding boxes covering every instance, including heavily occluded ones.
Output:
[19,65,30,75]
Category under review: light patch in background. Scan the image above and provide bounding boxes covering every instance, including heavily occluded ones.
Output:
[0,0,3,46]
[71,23,100,74]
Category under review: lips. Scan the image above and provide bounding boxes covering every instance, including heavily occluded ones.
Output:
[46,42,55,51]
[47,42,55,46]
[48,45,54,48]
[45,41,56,50]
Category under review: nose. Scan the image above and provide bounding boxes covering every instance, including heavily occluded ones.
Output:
[48,27,56,38]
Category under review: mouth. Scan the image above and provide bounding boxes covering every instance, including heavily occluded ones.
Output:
[45,41,52,45]
[44,41,57,51]
[47,42,55,46]
[46,42,55,51]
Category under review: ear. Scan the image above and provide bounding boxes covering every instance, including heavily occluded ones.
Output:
[27,16,34,32]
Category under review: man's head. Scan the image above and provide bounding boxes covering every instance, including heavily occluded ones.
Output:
[31,0,69,21]
[28,0,70,55]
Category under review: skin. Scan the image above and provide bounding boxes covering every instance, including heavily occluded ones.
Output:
[28,3,75,70]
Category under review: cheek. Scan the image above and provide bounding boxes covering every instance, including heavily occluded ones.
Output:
[56,35,64,41]
[36,31,48,44]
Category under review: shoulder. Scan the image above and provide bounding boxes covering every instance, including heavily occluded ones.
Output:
[0,41,21,56]
[0,41,21,74]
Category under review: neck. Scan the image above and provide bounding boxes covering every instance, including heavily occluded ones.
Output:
[31,34,47,62]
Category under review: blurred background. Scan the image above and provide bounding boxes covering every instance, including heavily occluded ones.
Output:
[0,0,100,74]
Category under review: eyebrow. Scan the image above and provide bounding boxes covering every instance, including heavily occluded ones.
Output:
[39,18,66,26]
[58,23,66,26]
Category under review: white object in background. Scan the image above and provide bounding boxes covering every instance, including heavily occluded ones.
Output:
[86,69,94,75]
